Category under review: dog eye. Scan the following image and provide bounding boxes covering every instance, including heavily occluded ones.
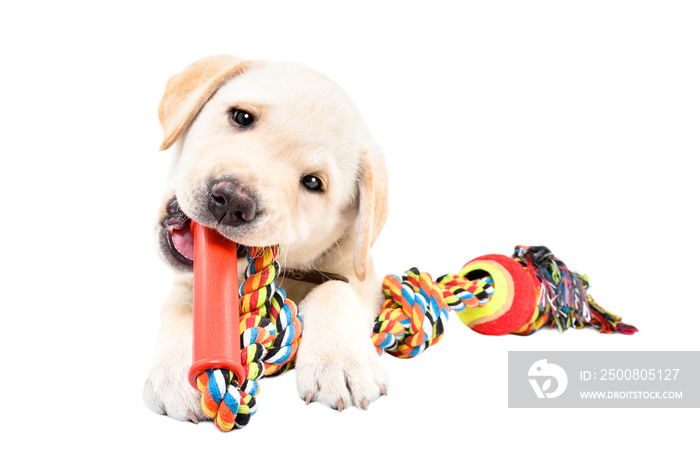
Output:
[301,175,323,192]
[230,108,255,128]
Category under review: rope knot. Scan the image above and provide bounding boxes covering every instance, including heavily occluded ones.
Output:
[372,267,497,358]
[373,268,451,358]
[196,369,243,432]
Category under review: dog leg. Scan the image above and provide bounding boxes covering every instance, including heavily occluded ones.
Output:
[143,275,204,423]
[295,280,388,411]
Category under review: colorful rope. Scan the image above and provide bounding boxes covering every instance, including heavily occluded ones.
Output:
[371,246,637,347]
[372,268,494,358]
[195,244,635,431]
[195,245,303,431]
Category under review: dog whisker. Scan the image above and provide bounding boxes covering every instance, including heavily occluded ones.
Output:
[330,232,350,271]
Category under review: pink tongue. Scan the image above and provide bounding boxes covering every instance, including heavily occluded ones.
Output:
[172,227,194,260]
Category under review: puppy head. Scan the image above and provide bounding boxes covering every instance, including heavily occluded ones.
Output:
[156,55,387,281]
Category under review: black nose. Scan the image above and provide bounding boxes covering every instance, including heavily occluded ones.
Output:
[208,179,257,227]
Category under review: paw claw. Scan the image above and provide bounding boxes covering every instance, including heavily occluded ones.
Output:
[295,329,389,413]
[188,411,200,424]
[380,385,388,397]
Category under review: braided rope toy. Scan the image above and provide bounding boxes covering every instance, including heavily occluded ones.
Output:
[373,247,637,361]
[189,221,302,431]
[189,221,636,431]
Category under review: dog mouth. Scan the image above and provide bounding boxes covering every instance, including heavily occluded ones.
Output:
[161,197,247,269]
[163,198,195,266]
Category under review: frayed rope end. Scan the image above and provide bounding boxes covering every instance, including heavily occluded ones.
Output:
[513,246,638,335]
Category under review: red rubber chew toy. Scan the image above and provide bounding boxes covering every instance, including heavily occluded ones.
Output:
[187,221,245,389]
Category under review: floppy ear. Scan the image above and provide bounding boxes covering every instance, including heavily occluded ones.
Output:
[158,54,250,151]
[353,146,389,281]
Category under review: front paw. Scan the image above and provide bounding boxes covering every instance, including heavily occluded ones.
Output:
[295,338,389,411]
[143,347,204,423]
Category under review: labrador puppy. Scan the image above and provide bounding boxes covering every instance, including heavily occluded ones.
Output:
[143,55,389,423]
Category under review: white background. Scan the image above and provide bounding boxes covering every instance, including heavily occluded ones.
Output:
[2,0,698,463]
